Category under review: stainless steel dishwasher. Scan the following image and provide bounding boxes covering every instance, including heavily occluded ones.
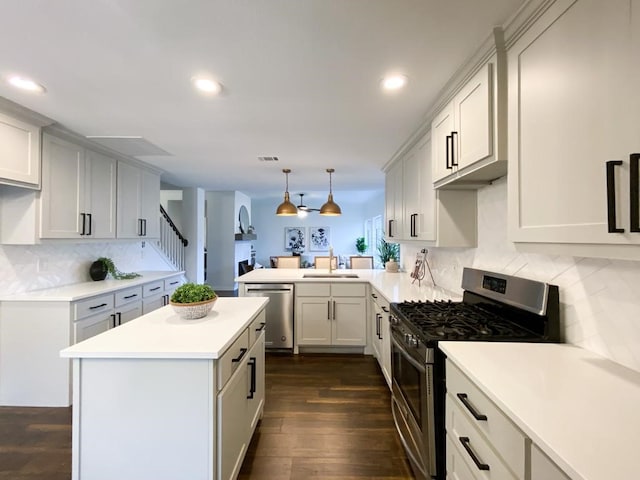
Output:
[242,283,294,350]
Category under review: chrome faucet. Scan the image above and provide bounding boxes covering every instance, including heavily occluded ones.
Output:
[329,246,334,273]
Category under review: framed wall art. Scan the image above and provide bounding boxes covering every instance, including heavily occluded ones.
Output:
[284,227,305,253]
[309,226,330,251]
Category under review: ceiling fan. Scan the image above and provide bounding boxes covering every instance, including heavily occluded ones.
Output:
[296,193,320,217]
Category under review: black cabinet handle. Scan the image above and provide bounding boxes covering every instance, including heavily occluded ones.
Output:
[80,213,86,236]
[457,393,487,421]
[631,154,639,232]
[247,357,257,399]
[459,437,490,471]
[89,303,108,310]
[87,213,92,236]
[143,218,147,236]
[170,281,179,285]
[117,312,122,326]
[371,293,377,299]
[451,131,458,167]
[111,313,117,329]
[231,348,248,363]
[255,322,266,332]
[388,219,394,238]
[410,213,418,237]
[327,301,331,320]
[149,286,161,292]
[333,301,336,320]
[123,294,138,299]
[381,306,389,313]
[446,134,453,170]
[606,160,625,233]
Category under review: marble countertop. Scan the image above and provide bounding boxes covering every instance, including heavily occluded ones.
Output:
[61,297,269,359]
[235,268,461,303]
[0,271,185,302]
[439,342,640,480]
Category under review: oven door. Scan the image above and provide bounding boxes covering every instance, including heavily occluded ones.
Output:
[390,331,436,480]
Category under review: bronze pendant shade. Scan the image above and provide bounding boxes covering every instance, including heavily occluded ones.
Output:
[276,169,298,216]
[320,168,341,216]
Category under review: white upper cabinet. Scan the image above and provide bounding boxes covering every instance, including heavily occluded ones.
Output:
[40,134,85,238]
[0,111,41,189]
[385,131,477,247]
[40,134,116,239]
[432,62,498,186]
[117,161,160,239]
[507,0,640,259]
[384,160,403,240]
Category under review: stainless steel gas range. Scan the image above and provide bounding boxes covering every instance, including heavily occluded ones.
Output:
[390,268,560,480]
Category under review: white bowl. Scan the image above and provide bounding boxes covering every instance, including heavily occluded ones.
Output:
[170,298,217,320]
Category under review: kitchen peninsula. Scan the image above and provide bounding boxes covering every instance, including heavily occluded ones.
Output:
[61,296,268,480]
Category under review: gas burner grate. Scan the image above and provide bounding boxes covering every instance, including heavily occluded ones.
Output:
[392,300,538,342]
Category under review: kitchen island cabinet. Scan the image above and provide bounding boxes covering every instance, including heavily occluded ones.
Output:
[440,342,640,480]
[61,297,268,480]
[0,271,184,407]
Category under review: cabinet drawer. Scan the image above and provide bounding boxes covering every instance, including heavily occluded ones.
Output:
[248,310,266,347]
[331,283,366,297]
[73,294,114,321]
[446,360,527,477]
[143,281,164,297]
[115,286,142,307]
[218,329,249,389]
[164,276,183,292]
[296,283,331,297]
[446,395,520,480]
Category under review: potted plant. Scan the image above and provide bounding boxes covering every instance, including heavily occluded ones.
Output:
[169,283,217,319]
[89,257,141,281]
[355,237,367,255]
[377,238,400,272]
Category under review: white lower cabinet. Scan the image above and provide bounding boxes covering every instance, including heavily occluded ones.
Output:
[370,287,391,388]
[295,282,367,347]
[0,273,183,407]
[446,359,569,480]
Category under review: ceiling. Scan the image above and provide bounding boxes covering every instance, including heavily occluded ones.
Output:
[0,0,524,197]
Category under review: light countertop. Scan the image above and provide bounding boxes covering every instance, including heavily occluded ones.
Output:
[61,297,269,360]
[439,342,640,480]
[235,268,461,303]
[0,271,185,302]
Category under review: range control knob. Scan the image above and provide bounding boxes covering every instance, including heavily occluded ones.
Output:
[406,335,419,348]
[389,316,399,326]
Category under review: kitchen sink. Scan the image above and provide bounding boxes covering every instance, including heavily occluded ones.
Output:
[303,273,359,279]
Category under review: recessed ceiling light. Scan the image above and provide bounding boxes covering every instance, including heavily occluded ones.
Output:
[6,75,46,93]
[191,76,222,95]
[381,74,408,91]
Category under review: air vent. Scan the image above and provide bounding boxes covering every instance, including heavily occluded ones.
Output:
[258,156,279,162]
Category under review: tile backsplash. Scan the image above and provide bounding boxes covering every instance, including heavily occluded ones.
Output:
[0,241,172,295]
[401,177,640,373]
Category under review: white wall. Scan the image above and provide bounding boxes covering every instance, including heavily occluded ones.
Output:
[400,177,640,373]
[0,241,172,295]
[250,191,384,268]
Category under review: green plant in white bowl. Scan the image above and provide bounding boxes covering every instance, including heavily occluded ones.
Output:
[170,283,217,319]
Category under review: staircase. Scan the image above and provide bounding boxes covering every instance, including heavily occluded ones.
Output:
[158,205,188,271]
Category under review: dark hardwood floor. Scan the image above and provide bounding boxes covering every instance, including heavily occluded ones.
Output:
[0,354,413,479]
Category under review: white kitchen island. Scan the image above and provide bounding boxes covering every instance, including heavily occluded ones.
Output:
[61,296,268,480]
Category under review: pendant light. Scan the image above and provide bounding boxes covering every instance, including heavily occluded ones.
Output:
[320,168,342,216]
[276,168,298,216]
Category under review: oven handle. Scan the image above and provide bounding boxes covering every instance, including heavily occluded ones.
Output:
[391,334,426,373]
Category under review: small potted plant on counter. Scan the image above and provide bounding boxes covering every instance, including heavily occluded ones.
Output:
[355,237,367,255]
[377,238,400,272]
[89,257,141,281]
[169,283,217,320]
